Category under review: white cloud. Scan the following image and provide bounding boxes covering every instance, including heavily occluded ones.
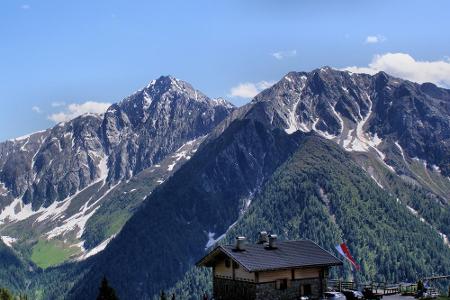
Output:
[48,101,111,123]
[21,4,31,9]
[343,53,450,88]
[272,50,297,60]
[365,35,386,44]
[229,81,275,99]
[32,106,42,113]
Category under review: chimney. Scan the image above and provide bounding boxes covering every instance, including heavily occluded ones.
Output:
[267,234,277,249]
[257,231,269,244]
[235,236,246,251]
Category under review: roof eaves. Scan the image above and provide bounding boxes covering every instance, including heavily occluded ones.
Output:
[219,246,252,272]
[249,261,344,272]
[196,246,252,272]
[195,246,222,267]
[304,239,344,265]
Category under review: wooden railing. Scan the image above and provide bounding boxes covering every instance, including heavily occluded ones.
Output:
[328,280,418,295]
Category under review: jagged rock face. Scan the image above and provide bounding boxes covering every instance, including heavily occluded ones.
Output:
[369,75,450,175]
[28,115,107,209]
[243,68,449,178]
[248,68,372,136]
[0,115,106,209]
[0,76,234,229]
[103,76,233,181]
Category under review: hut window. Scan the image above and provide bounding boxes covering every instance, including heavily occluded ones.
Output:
[225,259,231,268]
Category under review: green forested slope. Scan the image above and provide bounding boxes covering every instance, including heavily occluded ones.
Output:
[226,136,450,282]
[0,241,28,294]
[159,135,450,299]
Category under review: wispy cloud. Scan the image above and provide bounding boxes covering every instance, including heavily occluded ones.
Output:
[48,101,111,123]
[20,4,31,10]
[229,81,275,99]
[51,101,66,107]
[365,35,386,44]
[343,52,450,88]
[32,106,42,113]
[272,50,297,60]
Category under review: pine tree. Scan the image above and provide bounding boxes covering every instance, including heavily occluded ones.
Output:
[160,290,167,300]
[96,276,119,300]
[0,288,14,300]
[417,280,424,292]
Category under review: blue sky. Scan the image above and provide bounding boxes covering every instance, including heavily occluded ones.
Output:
[1,0,450,141]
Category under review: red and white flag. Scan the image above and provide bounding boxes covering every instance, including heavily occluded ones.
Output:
[335,243,360,270]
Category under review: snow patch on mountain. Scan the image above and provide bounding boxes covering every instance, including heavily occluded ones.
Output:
[211,98,234,109]
[46,182,120,240]
[125,189,137,194]
[97,153,109,181]
[432,165,441,173]
[341,94,386,161]
[77,234,116,260]
[406,205,426,223]
[0,235,17,248]
[167,138,201,171]
[331,104,344,135]
[204,220,239,250]
[284,78,308,134]
[205,232,221,250]
[0,198,38,224]
[34,197,72,224]
[285,97,309,134]
[312,118,337,140]
[8,130,47,142]
[343,129,355,149]
[284,99,300,134]
[370,175,384,189]
[439,232,450,248]
[0,182,8,196]
[404,203,449,248]
[395,141,407,162]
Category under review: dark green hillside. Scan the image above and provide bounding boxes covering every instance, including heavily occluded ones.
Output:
[28,261,90,300]
[68,119,304,300]
[222,136,450,282]
[0,241,28,294]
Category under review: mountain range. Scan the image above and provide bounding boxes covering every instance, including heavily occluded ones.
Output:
[0,68,449,299]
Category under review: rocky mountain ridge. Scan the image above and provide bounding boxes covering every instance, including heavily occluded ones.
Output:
[0,76,234,263]
[212,67,449,200]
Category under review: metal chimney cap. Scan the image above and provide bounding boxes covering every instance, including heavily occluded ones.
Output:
[266,234,278,249]
[257,231,269,244]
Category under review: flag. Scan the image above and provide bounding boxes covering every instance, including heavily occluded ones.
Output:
[335,243,360,270]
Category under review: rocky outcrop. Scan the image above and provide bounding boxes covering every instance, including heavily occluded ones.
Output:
[0,76,234,248]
